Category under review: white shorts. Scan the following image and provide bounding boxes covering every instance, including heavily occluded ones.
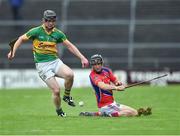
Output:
[35,59,64,81]
[99,101,123,115]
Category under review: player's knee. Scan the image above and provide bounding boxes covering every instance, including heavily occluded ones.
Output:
[51,85,60,91]
[51,87,60,96]
[53,90,60,97]
[65,72,74,80]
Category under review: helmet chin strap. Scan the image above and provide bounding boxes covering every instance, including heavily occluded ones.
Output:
[94,68,102,74]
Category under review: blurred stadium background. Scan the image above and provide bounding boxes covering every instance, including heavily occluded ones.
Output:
[1,0,180,88]
[0,0,180,70]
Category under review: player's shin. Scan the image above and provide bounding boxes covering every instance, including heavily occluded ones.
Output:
[79,111,101,116]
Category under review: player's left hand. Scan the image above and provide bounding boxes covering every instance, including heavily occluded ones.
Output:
[115,81,122,86]
[81,58,89,68]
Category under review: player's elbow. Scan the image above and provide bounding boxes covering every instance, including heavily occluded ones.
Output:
[19,35,28,42]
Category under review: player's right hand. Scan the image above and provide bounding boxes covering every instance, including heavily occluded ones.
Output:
[7,51,14,60]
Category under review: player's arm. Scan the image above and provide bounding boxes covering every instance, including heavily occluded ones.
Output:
[108,69,123,86]
[97,81,125,91]
[7,34,29,60]
[62,39,89,67]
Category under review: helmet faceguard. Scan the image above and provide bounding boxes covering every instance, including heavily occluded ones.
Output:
[90,54,103,66]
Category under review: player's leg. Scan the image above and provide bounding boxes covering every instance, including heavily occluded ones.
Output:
[45,77,66,117]
[118,104,138,116]
[55,63,75,107]
[36,60,66,117]
[99,102,121,117]
[79,111,101,116]
[110,103,152,117]
[100,102,138,117]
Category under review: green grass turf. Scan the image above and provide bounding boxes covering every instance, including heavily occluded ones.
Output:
[0,85,180,135]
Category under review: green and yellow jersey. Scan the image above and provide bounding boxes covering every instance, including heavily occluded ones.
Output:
[25,25,67,63]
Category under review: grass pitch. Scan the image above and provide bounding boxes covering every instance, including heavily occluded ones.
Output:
[0,85,180,135]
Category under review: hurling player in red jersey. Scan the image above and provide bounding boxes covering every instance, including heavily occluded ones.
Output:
[79,54,152,117]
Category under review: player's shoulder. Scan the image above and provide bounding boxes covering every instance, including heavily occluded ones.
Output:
[28,25,42,32]
[89,71,101,83]
[102,67,112,72]
[54,28,65,34]
[89,70,94,76]
[89,70,98,78]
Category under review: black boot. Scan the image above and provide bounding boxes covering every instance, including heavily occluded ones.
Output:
[56,108,66,117]
[63,96,76,107]
[143,107,152,116]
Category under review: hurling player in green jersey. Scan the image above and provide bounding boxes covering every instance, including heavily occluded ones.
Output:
[7,10,89,117]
